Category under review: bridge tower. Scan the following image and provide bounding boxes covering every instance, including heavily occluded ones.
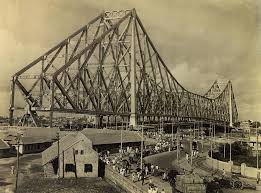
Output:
[9,9,238,128]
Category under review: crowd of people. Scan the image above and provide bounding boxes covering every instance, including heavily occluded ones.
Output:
[99,146,169,193]
[98,132,190,193]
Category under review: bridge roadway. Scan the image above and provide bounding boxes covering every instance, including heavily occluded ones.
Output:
[107,139,210,193]
[143,137,258,193]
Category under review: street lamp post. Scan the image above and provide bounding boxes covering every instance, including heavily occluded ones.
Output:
[176,100,180,161]
[229,130,232,162]
[224,122,226,159]
[209,126,213,171]
[171,101,174,147]
[15,133,22,193]
[120,117,123,153]
[193,122,195,138]
[57,132,60,178]
[256,122,259,184]
[201,121,204,154]
[190,128,193,166]
[140,122,144,170]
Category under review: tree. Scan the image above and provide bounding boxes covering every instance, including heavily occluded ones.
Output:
[250,121,261,128]
[233,122,241,127]
[216,141,251,162]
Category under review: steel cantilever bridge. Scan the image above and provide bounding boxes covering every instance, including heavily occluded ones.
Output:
[9,9,238,128]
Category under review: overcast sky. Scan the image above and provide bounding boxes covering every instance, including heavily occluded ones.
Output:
[0,0,259,121]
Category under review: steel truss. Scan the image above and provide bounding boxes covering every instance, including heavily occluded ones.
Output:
[9,9,238,127]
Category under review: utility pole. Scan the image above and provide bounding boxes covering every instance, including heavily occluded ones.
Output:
[190,128,193,166]
[171,99,173,147]
[229,132,232,162]
[224,122,226,159]
[193,122,195,138]
[140,123,144,170]
[201,121,204,154]
[213,122,216,148]
[57,132,60,178]
[120,117,123,153]
[210,126,213,171]
[15,133,22,193]
[176,101,180,161]
[256,121,259,184]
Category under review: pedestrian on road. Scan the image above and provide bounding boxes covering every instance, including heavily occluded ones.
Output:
[141,171,145,185]
[11,166,14,175]
[186,153,189,162]
[161,188,165,193]
[132,172,136,182]
[137,171,141,181]
[145,166,149,176]
[151,164,155,175]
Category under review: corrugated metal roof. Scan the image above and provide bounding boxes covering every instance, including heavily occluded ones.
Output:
[81,128,142,145]
[8,136,54,145]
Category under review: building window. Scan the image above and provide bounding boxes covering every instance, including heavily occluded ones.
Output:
[80,150,84,155]
[84,164,93,173]
[75,150,78,155]
[65,164,75,172]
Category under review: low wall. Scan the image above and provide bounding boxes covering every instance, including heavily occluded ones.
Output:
[241,163,261,179]
[105,166,145,193]
[206,156,234,173]
[206,156,261,179]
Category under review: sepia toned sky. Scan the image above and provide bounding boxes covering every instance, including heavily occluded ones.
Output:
[0,0,259,121]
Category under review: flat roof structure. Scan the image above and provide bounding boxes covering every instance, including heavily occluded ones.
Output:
[81,128,142,146]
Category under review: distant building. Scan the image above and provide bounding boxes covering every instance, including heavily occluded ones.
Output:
[6,136,53,154]
[0,126,59,139]
[247,128,261,155]
[42,132,98,178]
[0,139,11,158]
[239,121,251,133]
[81,128,142,153]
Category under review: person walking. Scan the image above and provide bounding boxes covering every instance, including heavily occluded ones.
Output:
[11,166,14,175]
[145,166,149,176]
[151,164,155,175]
[132,172,136,182]
[186,153,189,162]
[141,171,145,185]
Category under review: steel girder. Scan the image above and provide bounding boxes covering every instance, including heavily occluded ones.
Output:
[9,9,238,127]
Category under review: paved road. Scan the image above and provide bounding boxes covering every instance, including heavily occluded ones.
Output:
[144,138,210,170]
[143,138,258,193]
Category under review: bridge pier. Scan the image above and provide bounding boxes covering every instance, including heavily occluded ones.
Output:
[130,10,137,128]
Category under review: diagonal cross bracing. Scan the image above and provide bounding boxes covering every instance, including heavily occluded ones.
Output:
[9,9,238,127]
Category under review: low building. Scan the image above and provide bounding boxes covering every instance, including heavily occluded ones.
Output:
[81,128,142,153]
[42,132,98,178]
[6,136,53,154]
[0,139,11,158]
[248,128,261,155]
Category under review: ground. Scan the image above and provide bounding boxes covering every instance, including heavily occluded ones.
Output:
[0,153,121,193]
[18,178,122,193]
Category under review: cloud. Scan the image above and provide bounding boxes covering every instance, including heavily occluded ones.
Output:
[0,0,259,121]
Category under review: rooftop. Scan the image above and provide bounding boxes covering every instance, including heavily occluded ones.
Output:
[81,128,142,145]
[7,136,54,145]
[42,132,93,165]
